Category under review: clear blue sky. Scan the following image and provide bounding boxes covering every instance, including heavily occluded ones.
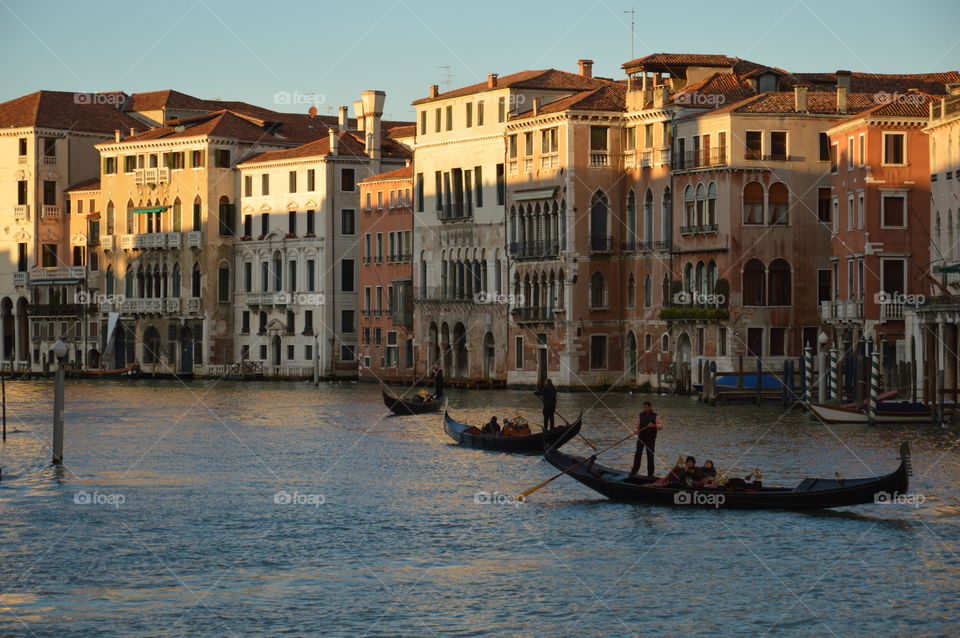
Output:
[1,0,958,122]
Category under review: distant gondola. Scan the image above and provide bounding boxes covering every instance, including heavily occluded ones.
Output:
[382,386,446,415]
[808,401,931,424]
[543,441,911,510]
[76,365,142,379]
[443,410,582,453]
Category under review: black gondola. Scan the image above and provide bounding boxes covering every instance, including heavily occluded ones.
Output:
[443,410,582,453]
[382,386,446,415]
[542,441,912,510]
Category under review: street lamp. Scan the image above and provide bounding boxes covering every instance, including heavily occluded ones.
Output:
[52,338,67,465]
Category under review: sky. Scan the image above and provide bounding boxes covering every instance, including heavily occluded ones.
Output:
[1,0,958,123]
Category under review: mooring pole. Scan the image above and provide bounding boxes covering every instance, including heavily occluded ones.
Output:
[868,347,880,427]
[2,365,6,442]
[52,339,66,465]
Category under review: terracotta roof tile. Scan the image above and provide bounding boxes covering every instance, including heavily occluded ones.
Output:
[362,165,414,182]
[238,131,412,165]
[671,73,756,108]
[118,110,292,145]
[65,178,101,192]
[789,71,960,94]
[511,83,626,120]
[0,90,146,134]
[386,124,416,138]
[623,53,738,69]
[412,69,616,105]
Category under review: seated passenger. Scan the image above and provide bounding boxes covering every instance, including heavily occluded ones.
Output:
[481,416,501,435]
[651,457,687,487]
[695,460,718,488]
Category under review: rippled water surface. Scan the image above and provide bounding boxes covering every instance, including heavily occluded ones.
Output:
[0,379,958,637]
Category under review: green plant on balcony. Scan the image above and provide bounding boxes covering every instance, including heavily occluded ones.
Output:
[659,306,729,322]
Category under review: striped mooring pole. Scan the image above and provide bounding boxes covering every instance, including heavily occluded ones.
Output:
[868,346,881,426]
[804,345,814,403]
[828,347,838,403]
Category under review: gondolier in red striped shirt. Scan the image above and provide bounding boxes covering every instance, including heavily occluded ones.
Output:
[628,401,664,478]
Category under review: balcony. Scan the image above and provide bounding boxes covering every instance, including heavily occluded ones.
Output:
[165,298,181,313]
[624,153,636,169]
[656,146,672,166]
[514,307,553,323]
[120,235,135,250]
[508,160,518,175]
[654,241,671,251]
[29,266,85,282]
[186,231,202,248]
[166,232,182,249]
[133,167,170,185]
[588,235,613,254]
[821,301,837,321]
[28,303,86,317]
[102,236,115,251]
[40,205,62,221]
[14,205,29,220]
[523,158,533,173]
[621,240,653,253]
[121,298,164,314]
[880,302,905,321]
[41,155,57,166]
[540,154,558,169]
[12,272,27,286]
[640,150,653,168]
[134,233,167,249]
[589,152,609,167]
[680,224,719,235]
[185,297,200,314]
[672,148,728,171]
[508,241,560,260]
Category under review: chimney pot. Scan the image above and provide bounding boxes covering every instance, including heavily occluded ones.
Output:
[338,106,348,131]
[114,129,121,142]
[430,84,439,98]
[836,85,848,114]
[532,97,541,116]
[487,74,498,88]
[328,128,337,154]
[577,59,594,78]
[129,127,135,137]
[836,70,852,90]
[794,85,809,113]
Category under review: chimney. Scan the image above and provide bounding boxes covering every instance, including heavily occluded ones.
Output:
[129,127,135,137]
[577,59,594,78]
[114,129,121,142]
[653,85,669,108]
[794,85,808,113]
[328,128,337,155]
[836,70,852,90]
[338,106,348,131]
[836,85,848,114]
[353,100,365,133]
[361,89,385,161]
[487,74,498,88]
[532,97,541,116]
[430,84,439,98]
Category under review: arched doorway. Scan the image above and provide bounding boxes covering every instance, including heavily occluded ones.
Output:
[483,332,495,379]
[15,298,28,363]
[272,335,282,367]
[674,332,692,393]
[440,323,451,374]
[143,326,161,364]
[178,326,193,374]
[114,323,127,368]
[453,322,468,378]
[625,332,638,385]
[88,348,101,369]
[1,297,12,363]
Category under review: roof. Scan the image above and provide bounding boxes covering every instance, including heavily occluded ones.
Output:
[671,72,757,108]
[238,130,412,165]
[0,90,146,134]
[386,124,416,138]
[65,178,101,192]
[838,91,938,121]
[118,110,292,145]
[623,53,739,69]
[678,90,880,120]
[361,165,414,183]
[511,83,626,120]
[790,71,960,94]
[412,69,615,105]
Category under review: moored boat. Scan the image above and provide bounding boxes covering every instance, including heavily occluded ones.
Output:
[543,441,912,510]
[808,401,931,424]
[76,364,142,379]
[383,386,446,415]
[443,410,582,453]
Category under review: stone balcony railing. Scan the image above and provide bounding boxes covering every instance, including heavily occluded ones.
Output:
[102,235,115,251]
[133,167,170,185]
[12,272,27,286]
[41,205,62,221]
[29,266,85,282]
[186,231,202,248]
[14,205,30,220]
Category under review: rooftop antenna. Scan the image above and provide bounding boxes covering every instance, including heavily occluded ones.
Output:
[437,65,454,91]
[624,8,635,60]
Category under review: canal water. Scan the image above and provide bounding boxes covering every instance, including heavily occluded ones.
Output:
[0,380,958,637]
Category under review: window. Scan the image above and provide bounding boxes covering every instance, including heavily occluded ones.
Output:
[881,259,906,296]
[767,259,791,306]
[416,173,424,212]
[43,180,56,206]
[769,328,786,357]
[857,192,865,229]
[218,267,230,303]
[304,310,313,333]
[434,108,441,133]
[386,332,398,367]
[858,134,865,168]
[770,131,787,160]
[307,169,316,191]
[190,150,204,168]
[18,138,27,156]
[590,272,606,308]
[244,175,252,197]
[288,211,296,235]
[508,135,517,159]
[341,259,354,291]
[881,193,906,228]
[743,182,764,224]
[474,166,483,207]
[718,327,727,357]
[830,142,839,173]
[286,311,295,334]
[104,157,117,174]
[524,132,533,156]
[541,127,558,153]
[306,209,315,235]
[768,183,788,224]
[244,262,252,292]
[590,335,607,369]
[514,336,523,368]
[477,100,484,126]
[819,133,831,161]
[261,174,270,195]
[341,168,355,191]
[644,123,654,149]
[745,131,762,159]
[747,328,763,357]
[261,213,270,237]
[17,180,27,205]
[341,209,355,235]
[445,105,453,131]
[624,127,635,152]
[214,149,230,168]
[420,111,427,135]
[847,194,855,230]
[817,188,832,223]
[241,311,250,334]
[496,164,505,205]
[193,199,202,231]
[341,310,355,334]
[882,132,906,165]
[589,126,608,151]
[817,269,832,303]
[218,198,235,236]
[307,260,315,291]
[498,97,506,122]
[289,171,297,193]
[465,102,473,128]
[743,259,765,306]
[847,136,855,170]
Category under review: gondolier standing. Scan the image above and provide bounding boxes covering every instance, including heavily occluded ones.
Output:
[534,378,558,430]
[432,363,445,399]
[629,401,664,478]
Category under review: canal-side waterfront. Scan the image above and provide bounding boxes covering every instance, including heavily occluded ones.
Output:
[1,380,958,637]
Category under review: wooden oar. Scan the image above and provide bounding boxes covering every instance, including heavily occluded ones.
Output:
[516,425,652,501]
[556,411,597,450]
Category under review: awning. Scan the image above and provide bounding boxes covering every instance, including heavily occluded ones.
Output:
[30,278,82,285]
[85,213,101,220]
[938,262,960,274]
[513,187,557,202]
[132,206,169,214]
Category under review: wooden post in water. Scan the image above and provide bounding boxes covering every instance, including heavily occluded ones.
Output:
[804,344,814,403]
[938,369,946,428]
[52,339,66,465]
[1,365,6,442]
[781,360,790,408]
[738,355,744,390]
[709,360,717,406]
[868,347,880,426]
[756,357,762,406]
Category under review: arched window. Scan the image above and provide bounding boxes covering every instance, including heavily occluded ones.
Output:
[272,250,283,292]
[643,275,652,308]
[662,275,670,308]
[191,263,201,298]
[707,182,718,226]
[627,274,636,308]
[590,191,609,250]
[143,326,160,364]
[644,333,653,352]
[743,182,764,224]
[171,264,181,298]
[683,262,693,294]
[769,183,789,224]
[590,272,606,308]
[768,259,792,305]
[193,195,202,231]
[662,333,669,352]
[106,201,115,235]
[696,261,706,297]
[683,185,695,227]
[695,183,706,226]
[743,259,766,306]
[126,199,135,234]
[105,266,114,296]
[626,191,636,245]
[708,260,718,296]
[947,211,954,260]
[644,189,654,246]
[172,197,182,232]
[661,186,672,243]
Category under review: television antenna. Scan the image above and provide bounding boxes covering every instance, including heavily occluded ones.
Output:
[624,8,636,61]
[437,65,454,91]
